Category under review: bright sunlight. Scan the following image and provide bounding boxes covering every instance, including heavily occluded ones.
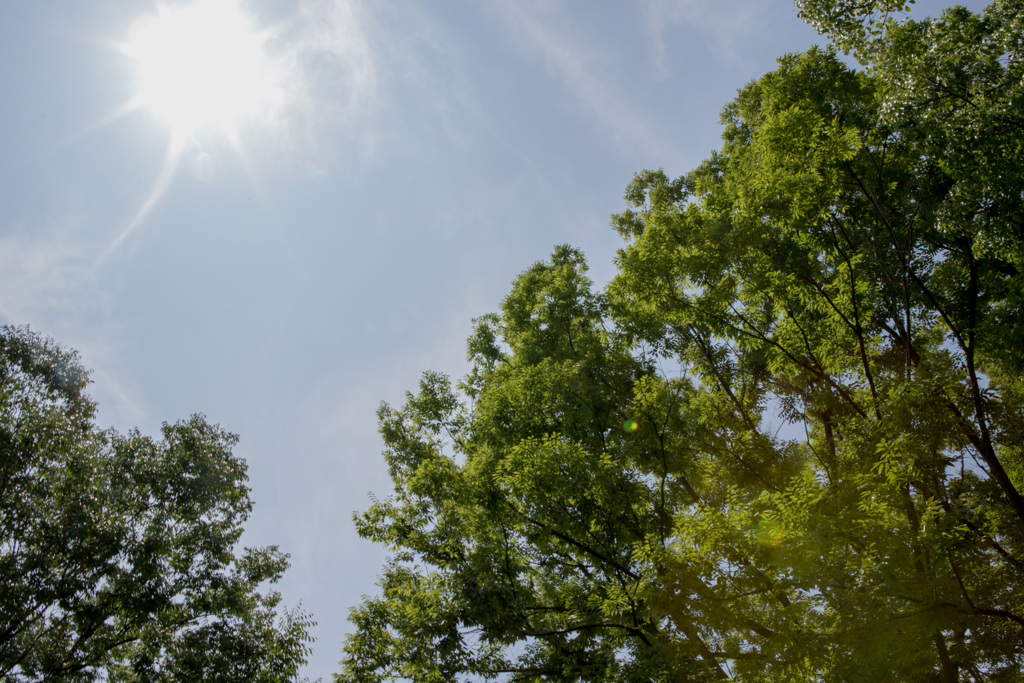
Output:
[99,0,287,259]
[124,0,281,142]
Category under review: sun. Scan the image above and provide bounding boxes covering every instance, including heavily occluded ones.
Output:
[124,0,281,142]
[96,0,286,259]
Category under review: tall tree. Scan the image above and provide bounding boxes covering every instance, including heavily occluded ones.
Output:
[342,247,684,681]
[0,326,315,682]
[342,1,1024,679]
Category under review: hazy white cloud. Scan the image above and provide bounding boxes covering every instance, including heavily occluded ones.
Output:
[252,0,487,167]
[246,0,381,168]
[491,0,664,159]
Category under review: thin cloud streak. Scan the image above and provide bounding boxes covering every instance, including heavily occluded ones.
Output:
[0,232,92,325]
[266,0,380,165]
[491,0,665,160]
[0,229,148,432]
[643,0,791,76]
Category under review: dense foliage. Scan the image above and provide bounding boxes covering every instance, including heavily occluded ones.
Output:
[342,0,1023,680]
[0,325,314,682]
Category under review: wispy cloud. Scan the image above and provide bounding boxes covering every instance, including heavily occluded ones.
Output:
[264,0,381,165]
[296,0,491,158]
[0,223,150,429]
[0,228,96,325]
[490,0,664,159]
[642,0,783,77]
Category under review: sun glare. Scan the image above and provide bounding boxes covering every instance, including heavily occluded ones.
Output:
[124,0,280,141]
[97,0,288,260]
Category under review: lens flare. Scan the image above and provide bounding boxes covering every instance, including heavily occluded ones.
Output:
[622,419,639,433]
[755,518,785,549]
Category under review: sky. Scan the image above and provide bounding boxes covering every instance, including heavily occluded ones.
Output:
[0,0,986,679]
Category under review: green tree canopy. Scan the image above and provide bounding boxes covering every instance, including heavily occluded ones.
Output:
[0,326,315,682]
[342,1,1024,679]
[343,247,683,681]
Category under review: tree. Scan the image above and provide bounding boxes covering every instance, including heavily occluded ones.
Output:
[343,247,684,681]
[341,1,1024,679]
[0,325,315,682]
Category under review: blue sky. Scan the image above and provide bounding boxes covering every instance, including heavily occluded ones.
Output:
[0,0,983,678]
